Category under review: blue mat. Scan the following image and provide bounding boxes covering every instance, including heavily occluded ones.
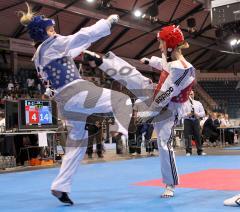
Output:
[0,155,240,212]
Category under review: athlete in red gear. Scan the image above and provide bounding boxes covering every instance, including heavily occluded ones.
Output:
[83,25,195,198]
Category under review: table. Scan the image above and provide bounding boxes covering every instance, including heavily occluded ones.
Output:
[218,126,240,146]
[0,130,68,161]
[0,130,67,135]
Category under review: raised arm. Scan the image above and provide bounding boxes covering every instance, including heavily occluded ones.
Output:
[82,51,154,102]
[140,56,163,70]
[62,15,119,58]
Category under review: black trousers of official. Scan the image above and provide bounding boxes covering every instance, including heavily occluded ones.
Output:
[144,124,155,153]
[86,127,103,157]
[128,125,142,154]
[184,119,203,155]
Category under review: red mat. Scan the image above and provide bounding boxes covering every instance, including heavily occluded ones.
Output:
[135,169,240,191]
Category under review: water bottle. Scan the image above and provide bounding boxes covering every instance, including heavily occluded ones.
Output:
[234,134,238,144]
[6,156,10,168]
[2,156,5,169]
[12,157,16,167]
[0,156,3,169]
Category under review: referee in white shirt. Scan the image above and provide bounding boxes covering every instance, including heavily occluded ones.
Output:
[184,90,206,156]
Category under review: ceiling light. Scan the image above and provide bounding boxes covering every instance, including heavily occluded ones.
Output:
[230,39,238,46]
[134,10,142,18]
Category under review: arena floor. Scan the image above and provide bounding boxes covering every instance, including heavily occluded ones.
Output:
[0,147,240,212]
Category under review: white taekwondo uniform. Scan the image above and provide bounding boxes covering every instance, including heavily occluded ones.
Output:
[99,52,195,186]
[33,20,132,193]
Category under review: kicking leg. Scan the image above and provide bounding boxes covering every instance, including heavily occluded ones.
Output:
[56,80,132,137]
[83,50,154,103]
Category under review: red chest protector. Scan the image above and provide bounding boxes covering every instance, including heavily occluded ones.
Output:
[171,81,194,103]
[153,60,194,103]
[153,70,169,99]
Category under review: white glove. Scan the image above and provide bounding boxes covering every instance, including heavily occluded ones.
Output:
[44,88,55,98]
[107,14,119,25]
[140,57,150,65]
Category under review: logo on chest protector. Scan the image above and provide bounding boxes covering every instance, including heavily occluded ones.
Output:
[155,87,174,104]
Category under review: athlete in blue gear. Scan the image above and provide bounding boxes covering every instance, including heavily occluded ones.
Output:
[19,3,132,205]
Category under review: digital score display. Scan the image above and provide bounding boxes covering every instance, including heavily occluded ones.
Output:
[25,100,53,126]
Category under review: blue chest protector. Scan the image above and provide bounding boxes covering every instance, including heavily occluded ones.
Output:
[43,56,81,89]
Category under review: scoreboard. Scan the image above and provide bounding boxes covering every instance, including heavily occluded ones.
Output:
[25,100,53,126]
[211,0,240,26]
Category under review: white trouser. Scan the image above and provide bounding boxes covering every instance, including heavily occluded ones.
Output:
[154,105,179,186]
[99,52,179,186]
[51,79,132,192]
[51,121,88,193]
[99,52,154,103]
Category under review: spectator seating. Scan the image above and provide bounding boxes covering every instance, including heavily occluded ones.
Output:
[198,81,240,118]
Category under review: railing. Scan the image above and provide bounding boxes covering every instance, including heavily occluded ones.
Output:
[196,70,240,81]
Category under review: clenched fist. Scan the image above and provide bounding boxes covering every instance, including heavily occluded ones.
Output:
[140,57,150,65]
[107,14,119,25]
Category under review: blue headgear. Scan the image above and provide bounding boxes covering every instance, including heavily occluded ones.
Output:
[27,15,55,42]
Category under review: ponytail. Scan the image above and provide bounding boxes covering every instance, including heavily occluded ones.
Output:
[18,2,35,26]
[178,41,189,50]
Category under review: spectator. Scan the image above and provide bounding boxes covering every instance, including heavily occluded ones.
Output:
[213,113,221,128]
[183,90,206,156]
[221,114,234,144]
[26,77,35,97]
[202,112,219,146]
[141,123,155,155]
[0,111,5,128]
[7,80,14,92]
[128,110,140,156]
[200,110,209,129]
[86,116,104,159]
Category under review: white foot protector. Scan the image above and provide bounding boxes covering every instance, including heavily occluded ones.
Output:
[161,185,175,198]
[224,194,240,207]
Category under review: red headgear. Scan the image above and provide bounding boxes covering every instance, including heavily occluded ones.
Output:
[157,25,184,49]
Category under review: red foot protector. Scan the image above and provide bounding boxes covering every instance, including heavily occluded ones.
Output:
[134,169,240,191]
